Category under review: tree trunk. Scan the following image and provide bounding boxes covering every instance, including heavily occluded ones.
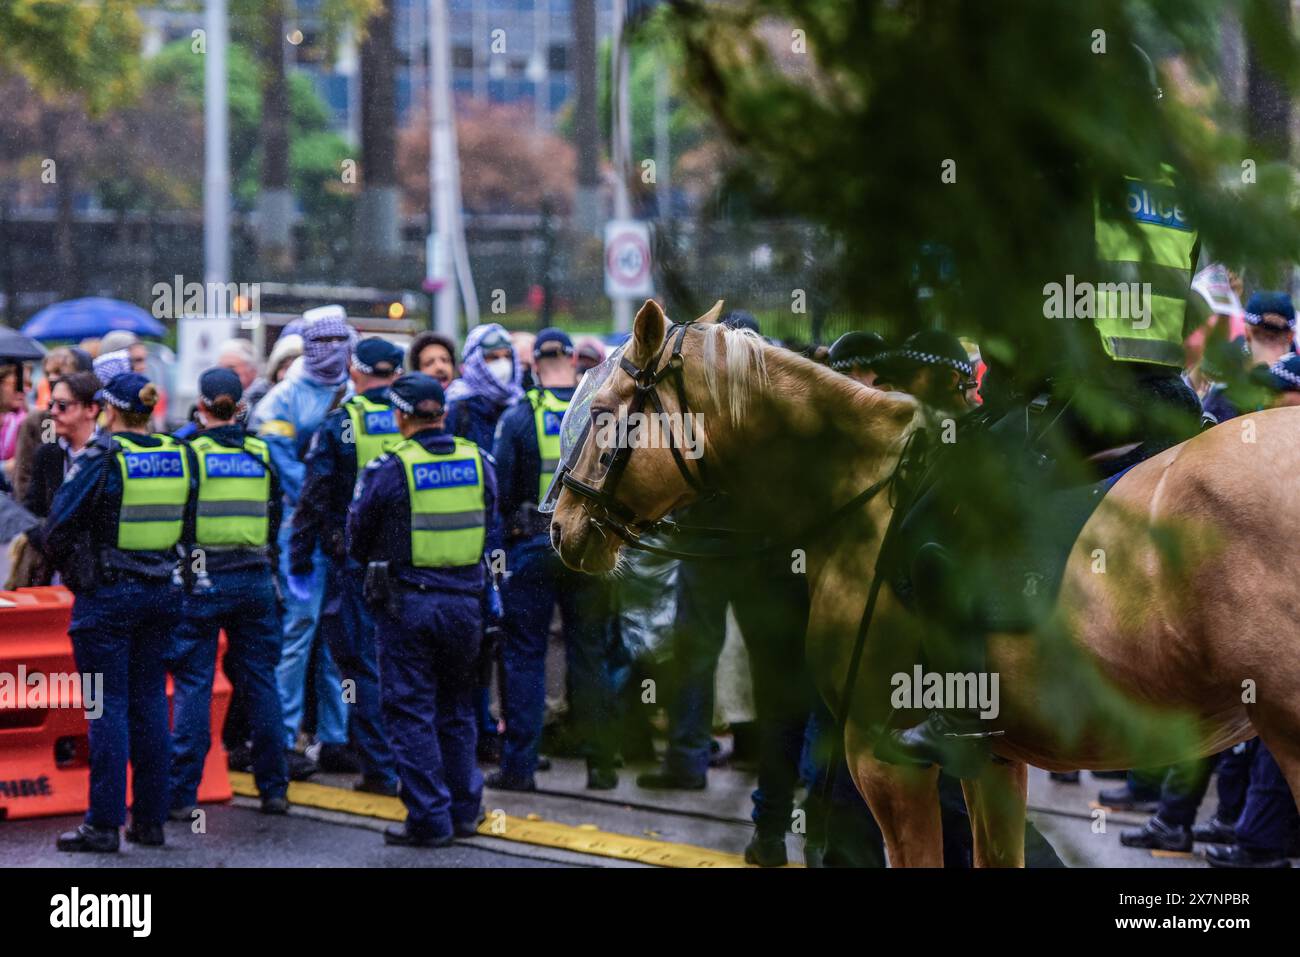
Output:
[354,0,400,283]
[257,3,294,275]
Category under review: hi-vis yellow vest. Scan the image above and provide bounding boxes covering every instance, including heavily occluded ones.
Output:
[191,433,271,548]
[527,387,569,502]
[345,394,402,468]
[1093,171,1198,368]
[115,434,190,551]
[394,436,486,568]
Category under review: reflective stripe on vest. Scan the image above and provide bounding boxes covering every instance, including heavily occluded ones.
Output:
[116,434,190,551]
[528,388,570,502]
[191,433,271,548]
[395,436,486,568]
[1092,173,1198,368]
[345,395,402,469]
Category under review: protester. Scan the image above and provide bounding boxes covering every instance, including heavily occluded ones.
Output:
[408,330,458,388]
[249,306,356,778]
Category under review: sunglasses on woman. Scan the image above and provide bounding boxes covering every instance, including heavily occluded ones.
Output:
[48,399,83,413]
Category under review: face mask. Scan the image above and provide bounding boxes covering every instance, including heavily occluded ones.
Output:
[487,357,513,386]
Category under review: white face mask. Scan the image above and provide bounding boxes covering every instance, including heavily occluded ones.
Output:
[487,357,513,386]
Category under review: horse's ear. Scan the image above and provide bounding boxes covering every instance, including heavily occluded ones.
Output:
[696,300,725,325]
[631,299,666,363]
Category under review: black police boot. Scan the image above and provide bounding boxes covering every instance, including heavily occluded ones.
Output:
[1206,844,1291,869]
[226,743,254,773]
[586,766,618,790]
[1191,816,1237,845]
[635,768,707,791]
[285,749,318,781]
[1049,771,1081,783]
[743,833,788,867]
[1120,815,1192,852]
[168,805,197,823]
[124,821,166,847]
[383,823,453,848]
[56,823,120,853]
[484,770,536,792]
[1097,785,1160,813]
[455,811,487,838]
[353,776,400,797]
[260,795,290,815]
[317,743,362,774]
[874,710,996,780]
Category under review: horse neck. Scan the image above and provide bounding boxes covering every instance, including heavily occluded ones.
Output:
[703,341,920,539]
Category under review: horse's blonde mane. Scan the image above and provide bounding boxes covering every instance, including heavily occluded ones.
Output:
[699,323,769,423]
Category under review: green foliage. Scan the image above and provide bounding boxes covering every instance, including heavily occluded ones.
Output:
[0,0,145,113]
[141,39,351,216]
[668,0,1300,389]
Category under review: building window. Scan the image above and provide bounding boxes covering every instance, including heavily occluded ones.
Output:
[453,45,475,69]
[548,43,567,71]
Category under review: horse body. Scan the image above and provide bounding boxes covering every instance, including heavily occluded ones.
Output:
[550,300,1300,867]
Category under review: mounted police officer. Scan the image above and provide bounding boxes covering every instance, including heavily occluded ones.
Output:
[30,373,197,852]
[488,328,622,792]
[166,368,290,820]
[827,330,889,389]
[289,337,406,795]
[347,373,501,845]
[876,46,1205,776]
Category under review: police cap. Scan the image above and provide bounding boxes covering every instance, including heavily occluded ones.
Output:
[388,372,446,418]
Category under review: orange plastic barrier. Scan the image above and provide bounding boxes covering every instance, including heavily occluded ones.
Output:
[0,585,232,821]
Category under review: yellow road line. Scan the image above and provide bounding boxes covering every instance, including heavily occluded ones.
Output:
[229,772,782,868]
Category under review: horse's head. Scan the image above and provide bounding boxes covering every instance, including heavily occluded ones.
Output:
[547,298,733,573]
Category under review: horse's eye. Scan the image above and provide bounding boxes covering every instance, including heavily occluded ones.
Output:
[598,450,613,467]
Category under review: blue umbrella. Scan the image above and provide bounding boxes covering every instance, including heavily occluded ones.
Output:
[20,297,166,342]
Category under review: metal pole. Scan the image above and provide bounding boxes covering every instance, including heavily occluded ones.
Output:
[204,0,230,286]
[611,0,633,333]
[429,0,459,339]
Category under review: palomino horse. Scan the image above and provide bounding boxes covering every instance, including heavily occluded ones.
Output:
[549,298,1300,867]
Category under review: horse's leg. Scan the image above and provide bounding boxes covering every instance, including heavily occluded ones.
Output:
[845,721,943,867]
[960,758,1028,868]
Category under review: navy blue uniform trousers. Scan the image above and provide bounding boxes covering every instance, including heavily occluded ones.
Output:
[374,587,483,837]
[1236,740,1299,854]
[167,568,289,807]
[665,554,812,838]
[68,578,180,829]
[318,560,399,788]
[499,536,621,782]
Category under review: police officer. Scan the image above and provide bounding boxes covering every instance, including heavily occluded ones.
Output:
[347,373,501,845]
[29,373,197,852]
[167,368,290,819]
[289,337,406,795]
[827,331,889,388]
[489,328,622,792]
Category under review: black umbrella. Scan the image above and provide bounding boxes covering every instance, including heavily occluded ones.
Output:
[0,326,46,363]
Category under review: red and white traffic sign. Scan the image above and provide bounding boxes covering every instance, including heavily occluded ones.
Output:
[604,220,654,299]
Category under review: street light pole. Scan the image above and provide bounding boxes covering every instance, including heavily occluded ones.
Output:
[429,0,460,339]
[204,0,230,287]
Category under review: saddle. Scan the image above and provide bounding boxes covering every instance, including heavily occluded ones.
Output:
[887,412,1133,633]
